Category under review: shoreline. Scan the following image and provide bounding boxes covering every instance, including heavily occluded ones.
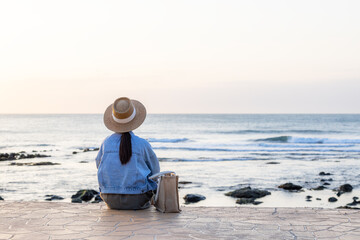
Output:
[1,189,359,209]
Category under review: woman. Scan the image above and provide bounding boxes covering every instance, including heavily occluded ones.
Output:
[95,97,160,210]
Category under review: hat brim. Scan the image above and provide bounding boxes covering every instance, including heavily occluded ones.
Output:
[103,99,146,133]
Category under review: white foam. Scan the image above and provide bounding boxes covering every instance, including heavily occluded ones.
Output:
[147,138,189,143]
[289,137,360,144]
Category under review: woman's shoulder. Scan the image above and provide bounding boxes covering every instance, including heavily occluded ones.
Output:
[130,133,152,149]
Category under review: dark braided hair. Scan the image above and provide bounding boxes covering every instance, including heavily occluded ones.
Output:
[119,132,132,164]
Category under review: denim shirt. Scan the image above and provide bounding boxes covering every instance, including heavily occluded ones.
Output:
[95,132,160,194]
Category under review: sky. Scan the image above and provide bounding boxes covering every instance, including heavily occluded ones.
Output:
[0,0,359,114]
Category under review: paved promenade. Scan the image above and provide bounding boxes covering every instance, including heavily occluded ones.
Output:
[0,202,359,240]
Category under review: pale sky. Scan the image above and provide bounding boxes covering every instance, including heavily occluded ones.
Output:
[0,0,359,114]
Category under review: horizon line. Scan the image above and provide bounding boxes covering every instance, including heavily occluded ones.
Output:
[0,113,359,115]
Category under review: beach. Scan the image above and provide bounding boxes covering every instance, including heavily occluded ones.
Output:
[1,114,360,208]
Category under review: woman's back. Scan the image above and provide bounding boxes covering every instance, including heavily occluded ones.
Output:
[96,132,159,194]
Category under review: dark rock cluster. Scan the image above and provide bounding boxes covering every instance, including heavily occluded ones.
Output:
[278,183,302,191]
[183,194,206,204]
[225,187,271,205]
[45,195,64,201]
[236,198,263,205]
[72,148,99,154]
[0,152,50,161]
[337,184,353,197]
[346,197,360,207]
[9,162,60,166]
[71,189,102,203]
[311,186,326,191]
[266,161,280,164]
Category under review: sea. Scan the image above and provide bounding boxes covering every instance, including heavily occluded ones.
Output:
[1,114,360,208]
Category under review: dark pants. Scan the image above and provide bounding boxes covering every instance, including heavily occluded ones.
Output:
[100,191,153,210]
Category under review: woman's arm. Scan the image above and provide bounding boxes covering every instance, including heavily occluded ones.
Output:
[145,143,160,175]
[95,143,104,169]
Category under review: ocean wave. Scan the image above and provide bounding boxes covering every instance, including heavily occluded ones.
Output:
[158,157,272,162]
[147,138,189,143]
[255,136,360,144]
[154,146,236,152]
[257,143,356,148]
[216,129,340,134]
[0,143,54,148]
[153,146,360,153]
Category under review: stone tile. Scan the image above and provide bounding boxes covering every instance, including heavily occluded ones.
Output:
[340,234,360,240]
[10,232,50,240]
[314,230,344,238]
[328,225,357,232]
[85,236,133,240]
[1,202,360,239]
[0,233,13,240]
[50,233,92,239]
[46,218,74,226]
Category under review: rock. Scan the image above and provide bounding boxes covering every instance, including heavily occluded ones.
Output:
[236,198,262,205]
[323,182,331,186]
[9,162,60,166]
[346,201,358,206]
[0,152,50,161]
[328,197,338,202]
[179,181,192,184]
[31,162,59,166]
[94,195,103,201]
[225,187,271,199]
[83,148,99,152]
[339,184,353,192]
[266,161,280,164]
[0,196,3,200]
[311,186,326,191]
[345,197,360,207]
[338,206,360,210]
[319,172,332,176]
[320,178,333,182]
[79,161,88,163]
[45,195,64,201]
[71,189,99,202]
[337,184,353,197]
[71,198,82,203]
[278,183,302,191]
[91,195,103,203]
[73,148,99,154]
[183,194,206,204]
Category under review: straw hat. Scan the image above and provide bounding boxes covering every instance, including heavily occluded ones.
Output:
[103,97,146,133]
